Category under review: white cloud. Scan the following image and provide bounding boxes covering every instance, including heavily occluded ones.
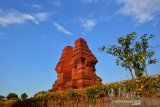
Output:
[0,9,49,26]
[80,18,96,32]
[34,13,49,22]
[32,4,42,9]
[53,22,73,35]
[52,0,61,7]
[118,0,160,24]
[81,0,98,3]
[25,4,42,10]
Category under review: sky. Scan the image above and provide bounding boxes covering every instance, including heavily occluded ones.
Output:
[0,0,160,97]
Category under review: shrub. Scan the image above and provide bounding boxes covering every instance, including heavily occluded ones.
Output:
[7,93,18,100]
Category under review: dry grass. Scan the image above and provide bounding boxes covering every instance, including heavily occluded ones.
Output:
[0,100,17,107]
[1,97,160,107]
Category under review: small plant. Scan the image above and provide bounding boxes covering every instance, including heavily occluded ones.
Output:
[85,85,105,104]
[7,93,18,100]
[21,93,28,100]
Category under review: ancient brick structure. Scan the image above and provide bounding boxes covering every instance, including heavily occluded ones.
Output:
[49,38,102,92]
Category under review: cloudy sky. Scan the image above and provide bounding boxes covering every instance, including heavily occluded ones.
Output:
[0,0,160,97]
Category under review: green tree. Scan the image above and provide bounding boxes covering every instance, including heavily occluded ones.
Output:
[100,32,157,79]
[7,93,18,100]
[21,93,28,100]
[0,95,5,101]
[33,91,47,98]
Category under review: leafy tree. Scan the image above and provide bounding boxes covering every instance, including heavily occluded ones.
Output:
[21,93,28,100]
[0,95,5,101]
[85,86,105,104]
[100,32,157,79]
[33,91,47,98]
[7,93,18,100]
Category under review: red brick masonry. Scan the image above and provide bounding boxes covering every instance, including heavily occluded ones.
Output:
[49,38,102,92]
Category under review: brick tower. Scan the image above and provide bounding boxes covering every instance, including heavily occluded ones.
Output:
[49,38,102,92]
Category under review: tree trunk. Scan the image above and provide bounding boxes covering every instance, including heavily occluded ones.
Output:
[135,67,139,78]
[133,63,141,78]
[129,68,134,80]
[145,67,148,76]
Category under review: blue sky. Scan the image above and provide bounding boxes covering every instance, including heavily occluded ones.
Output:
[0,0,160,97]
